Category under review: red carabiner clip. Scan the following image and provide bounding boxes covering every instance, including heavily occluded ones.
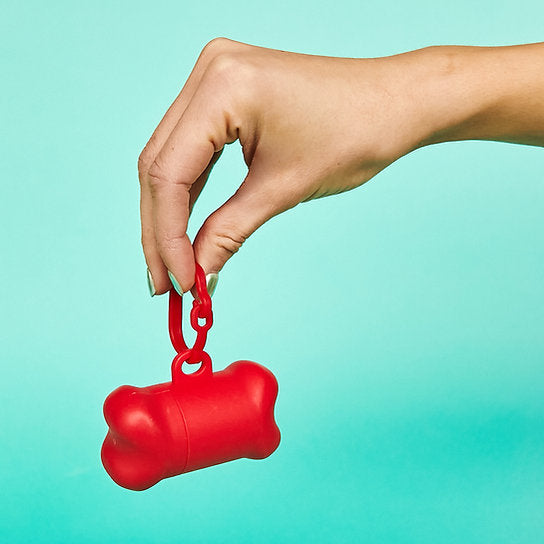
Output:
[168,263,213,363]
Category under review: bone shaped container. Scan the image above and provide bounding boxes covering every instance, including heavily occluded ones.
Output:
[101,355,281,491]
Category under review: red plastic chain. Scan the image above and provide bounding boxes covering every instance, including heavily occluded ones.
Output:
[168,263,213,364]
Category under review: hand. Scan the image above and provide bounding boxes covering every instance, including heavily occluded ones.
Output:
[137,38,427,295]
[138,38,544,295]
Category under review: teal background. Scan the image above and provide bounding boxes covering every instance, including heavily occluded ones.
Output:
[1,1,544,542]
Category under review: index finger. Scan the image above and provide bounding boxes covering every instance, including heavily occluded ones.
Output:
[146,97,222,293]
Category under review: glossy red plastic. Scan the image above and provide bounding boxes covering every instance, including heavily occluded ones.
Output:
[101,265,281,490]
[101,356,280,490]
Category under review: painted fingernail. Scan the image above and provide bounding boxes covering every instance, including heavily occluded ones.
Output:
[168,270,183,296]
[206,273,219,297]
[147,268,156,297]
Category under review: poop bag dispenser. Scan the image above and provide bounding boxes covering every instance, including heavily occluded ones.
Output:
[101,265,281,491]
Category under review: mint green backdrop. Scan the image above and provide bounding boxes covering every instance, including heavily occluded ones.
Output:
[1,1,543,542]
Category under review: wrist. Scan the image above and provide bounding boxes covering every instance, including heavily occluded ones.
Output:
[402,43,544,149]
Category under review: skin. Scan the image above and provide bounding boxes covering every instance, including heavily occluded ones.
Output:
[138,38,544,295]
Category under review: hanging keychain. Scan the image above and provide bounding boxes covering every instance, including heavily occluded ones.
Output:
[101,264,281,491]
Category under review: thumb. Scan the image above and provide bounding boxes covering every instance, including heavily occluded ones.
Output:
[192,174,283,276]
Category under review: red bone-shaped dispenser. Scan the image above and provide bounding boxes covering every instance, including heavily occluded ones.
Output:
[101,265,281,491]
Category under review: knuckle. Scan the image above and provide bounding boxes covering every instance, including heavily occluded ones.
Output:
[211,228,247,257]
[205,52,255,88]
[137,147,154,180]
[147,157,171,191]
[201,37,235,57]
[207,51,239,77]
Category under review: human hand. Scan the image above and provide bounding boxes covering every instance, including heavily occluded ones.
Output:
[138,38,429,295]
[138,38,544,295]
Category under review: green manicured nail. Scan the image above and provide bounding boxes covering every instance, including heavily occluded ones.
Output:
[206,273,219,297]
[147,268,156,297]
[168,270,183,296]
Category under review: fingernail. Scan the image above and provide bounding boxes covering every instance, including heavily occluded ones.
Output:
[206,273,219,297]
[168,270,183,296]
[147,268,156,297]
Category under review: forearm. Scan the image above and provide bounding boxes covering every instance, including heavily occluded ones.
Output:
[396,42,544,149]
